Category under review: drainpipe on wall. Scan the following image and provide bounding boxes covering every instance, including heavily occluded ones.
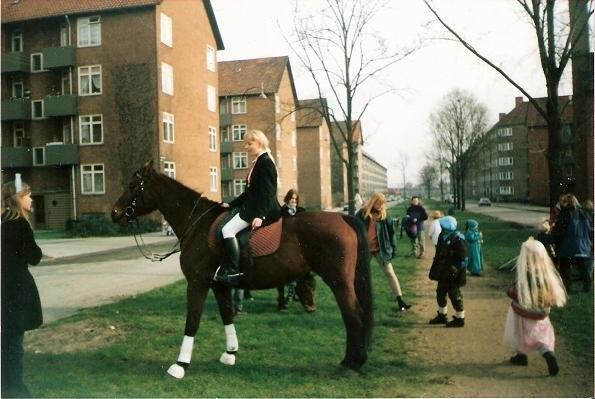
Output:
[65,15,77,220]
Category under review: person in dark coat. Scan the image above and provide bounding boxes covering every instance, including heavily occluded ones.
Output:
[356,192,411,311]
[428,216,468,327]
[1,175,43,398]
[213,129,280,286]
[405,196,428,258]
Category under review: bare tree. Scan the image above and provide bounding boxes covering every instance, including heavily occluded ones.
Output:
[430,89,489,210]
[419,163,438,200]
[288,0,416,215]
[424,0,594,206]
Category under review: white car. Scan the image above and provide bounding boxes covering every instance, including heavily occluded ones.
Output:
[478,197,492,207]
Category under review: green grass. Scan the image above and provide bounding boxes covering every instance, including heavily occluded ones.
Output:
[34,229,67,240]
[23,201,592,397]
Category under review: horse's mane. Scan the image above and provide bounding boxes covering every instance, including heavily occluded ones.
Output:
[154,171,220,207]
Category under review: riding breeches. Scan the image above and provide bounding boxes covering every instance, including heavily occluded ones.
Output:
[222,213,250,238]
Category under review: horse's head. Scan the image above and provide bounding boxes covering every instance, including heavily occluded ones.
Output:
[111,160,159,227]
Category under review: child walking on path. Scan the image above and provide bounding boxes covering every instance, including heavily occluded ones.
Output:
[464,219,483,276]
[503,238,567,376]
[356,192,411,311]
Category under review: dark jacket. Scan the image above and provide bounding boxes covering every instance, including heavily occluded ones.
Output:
[1,215,43,333]
[355,209,396,262]
[406,204,428,231]
[280,204,305,217]
[229,152,280,223]
[429,230,468,286]
[552,206,593,258]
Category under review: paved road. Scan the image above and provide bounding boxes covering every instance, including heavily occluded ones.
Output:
[465,203,549,227]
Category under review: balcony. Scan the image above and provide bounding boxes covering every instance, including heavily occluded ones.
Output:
[1,147,33,168]
[1,52,29,73]
[219,113,232,127]
[221,168,233,181]
[220,141,233,154]
[42,46,76,69]
[44,95,77,117]
[45,143,79,166]
[1,98,31,120]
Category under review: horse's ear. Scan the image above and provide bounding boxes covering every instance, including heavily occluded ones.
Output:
[142,160,155,175]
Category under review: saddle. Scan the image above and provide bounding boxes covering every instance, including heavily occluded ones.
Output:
[207,210,283,258]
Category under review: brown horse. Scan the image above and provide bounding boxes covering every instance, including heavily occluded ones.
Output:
[111,162,372,378]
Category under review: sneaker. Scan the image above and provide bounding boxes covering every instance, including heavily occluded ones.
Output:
[429,312,448,324]
[445,316,465,328]
[543,351,559,376]
[509,353,528,366]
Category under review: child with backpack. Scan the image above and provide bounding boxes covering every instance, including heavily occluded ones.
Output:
[464,219,483,276]
[503,238,567,376]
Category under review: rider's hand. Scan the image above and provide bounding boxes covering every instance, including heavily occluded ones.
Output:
[221,202,230,208]
[251,218,263,230]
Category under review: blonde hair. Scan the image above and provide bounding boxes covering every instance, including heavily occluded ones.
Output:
[362,192,387,220]
[2,180,32,223]
[515,238,566,310]
[431,210,443,219]
[244,129,271,153]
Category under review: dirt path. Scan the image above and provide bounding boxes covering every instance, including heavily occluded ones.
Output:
[407,231,593,398]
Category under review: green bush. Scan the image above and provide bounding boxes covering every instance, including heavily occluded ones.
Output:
[65,215,160,237]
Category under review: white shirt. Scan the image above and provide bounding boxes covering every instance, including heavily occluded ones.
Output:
[428,219,442,246]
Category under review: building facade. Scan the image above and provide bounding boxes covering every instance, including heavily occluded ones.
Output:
[360,151,388,199]
[1,0,223,228]
[329,120,363,207]
[218,56,298,204]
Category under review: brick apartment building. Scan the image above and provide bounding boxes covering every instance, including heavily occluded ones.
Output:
[295,98,332,210]
[1,0,223,229]
[360,151,387,198]
[218,56,298,204]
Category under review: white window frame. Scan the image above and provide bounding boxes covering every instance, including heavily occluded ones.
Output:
[498,157,513,166]
[161,62,174,95]
[164,161,176,179]
[208,126,217,151]
[11,31,23,52]
[276,123,281,141]
[233,152,248,169]
[231,97,246,114]
[233,179,246,196]
[160,13,173,47]
[209,167,218,192]
[79,114,103,145]
[77,16,101,47]
[206,44,216,72]
[81,164,105,194]
[499,186,514,195]
[163,112,175,143]
[13,122,25,147]
[498,171,514,181]
[33,147,45,166]
[498,127,513,137]
[60,24,69,46]
[31,100,44,119]
[207,85,216,112]
[30,53,43,73]
[498,142,513,151]
[232,124,247,141]
[78,65,102,96]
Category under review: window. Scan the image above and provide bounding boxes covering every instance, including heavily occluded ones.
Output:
[276,123,281,141]
[232,124,246,141]
[79,65,102,95]
[161,63,174,95]
[206,45,216,71]
[291,130,296,146]
[31,53,43,72]
[222,181,232,198]
[275,94,280,114]
[79,115,103,144]
[11,31,23,52]
[61,71,70,94]
[276,151,282,169]
[31,100,44,119]
[13,122,25,147]
[498,171,513,181]
[60,24,69,46]
[160,13,173,47]
[163,112,175,143]
[81,164,105,194]
[62,118,72,143]
[78,16,101,47]
[164,162,176,179]
[208,126,217,151]
[498,142,513,151]
[33,147,45,166]
[499,186,513,195]
[209,167,218,192]
[498,157,513,166]
[11,81,23,98]
[233,152,248,169]
[221,126,230,142]
[497,127,513,137]
[231,97,246,114]
[293,156,297,171]
[233,179,246,196]
[207,85,216,112]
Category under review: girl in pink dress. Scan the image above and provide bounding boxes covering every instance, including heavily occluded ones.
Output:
[503,238,567,376]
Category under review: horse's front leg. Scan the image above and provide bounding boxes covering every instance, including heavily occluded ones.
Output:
[212,284,239,366]
[167,280,210,379]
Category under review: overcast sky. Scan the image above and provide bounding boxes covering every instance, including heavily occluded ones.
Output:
[210,0,577,187]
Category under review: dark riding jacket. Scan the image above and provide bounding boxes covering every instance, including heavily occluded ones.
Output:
[229,152,280,224]
[355,209,396,262]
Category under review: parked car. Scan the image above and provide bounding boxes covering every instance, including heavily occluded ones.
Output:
[478,197,492,207]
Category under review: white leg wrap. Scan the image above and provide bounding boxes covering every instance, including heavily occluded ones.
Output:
[225,324,239,352]
[455,310,465,318]
[167,363,186,379]
[438,306,448,315]
[177,335,195,363]
[219,352,236,366]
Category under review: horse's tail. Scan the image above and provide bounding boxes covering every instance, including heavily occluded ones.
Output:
[341,214,373,350]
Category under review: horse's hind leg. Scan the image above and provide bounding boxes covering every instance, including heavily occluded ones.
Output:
[212,284,240,366]
[167,281,210,379]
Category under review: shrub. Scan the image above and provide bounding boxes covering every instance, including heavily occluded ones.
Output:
[65,215,160,237]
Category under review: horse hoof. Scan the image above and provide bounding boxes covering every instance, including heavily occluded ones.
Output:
[219,352,236,366]
[167,363,185,379]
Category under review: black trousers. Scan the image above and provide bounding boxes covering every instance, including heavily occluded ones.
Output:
[559,257,592,291]
[436,280,464,312]
[1,330,30,398]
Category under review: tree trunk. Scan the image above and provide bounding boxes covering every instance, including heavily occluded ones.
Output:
[546,85,562,207]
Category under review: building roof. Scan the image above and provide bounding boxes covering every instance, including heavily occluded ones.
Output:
[297,98,327,128]
[493,95,573,129]
[362,150,387,171]
[1,0,224,50]
[218,56,298,103]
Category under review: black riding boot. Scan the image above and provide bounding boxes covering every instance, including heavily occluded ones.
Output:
[213,237,243,286]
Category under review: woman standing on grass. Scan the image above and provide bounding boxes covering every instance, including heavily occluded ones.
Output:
[356,192,411,312]
[1,174,43,398]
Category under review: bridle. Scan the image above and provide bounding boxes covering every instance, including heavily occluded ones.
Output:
[123,172,146,223]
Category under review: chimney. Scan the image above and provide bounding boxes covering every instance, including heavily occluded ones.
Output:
[515,96,523,107]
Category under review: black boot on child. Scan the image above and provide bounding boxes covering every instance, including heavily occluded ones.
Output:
[429,311,447,324]
[543,351,559,376]
[510,353,528,366]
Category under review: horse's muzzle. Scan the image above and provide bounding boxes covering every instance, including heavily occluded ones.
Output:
[111,207,128,227]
